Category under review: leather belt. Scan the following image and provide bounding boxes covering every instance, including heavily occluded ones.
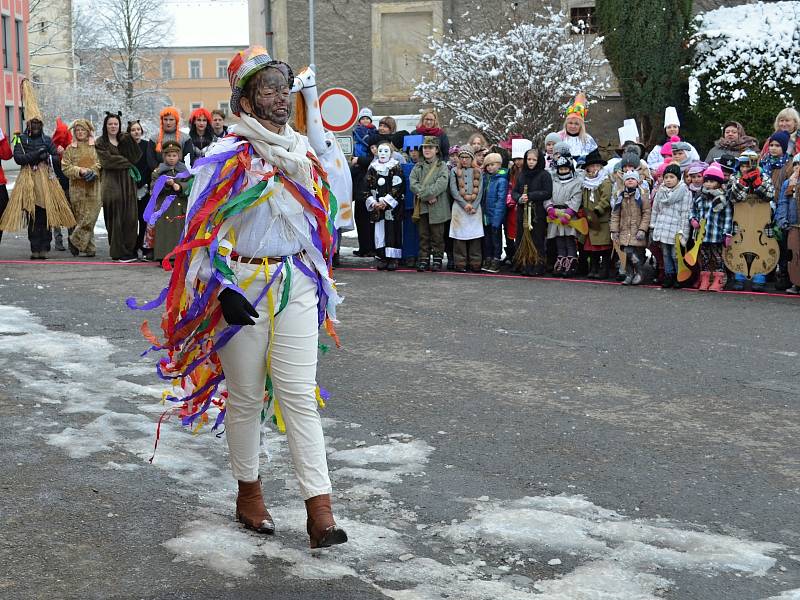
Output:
[231,252,301,264]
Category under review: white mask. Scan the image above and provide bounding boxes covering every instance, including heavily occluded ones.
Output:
[377,145,392,163]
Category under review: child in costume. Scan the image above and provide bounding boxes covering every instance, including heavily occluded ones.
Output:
[512,147,552,276]
[366,141,404,271]
[400,135,423,267]
[546,155,584,276]
[581,149,613,279]
[61,119,101,257]
[410,136,450,271]
[728,149,776,291]
[352,108,375,159]
[610,170,651,285]
[481,152,508,273]
[689,162,733,292]
[774,153,800,292]
[650,163,693,288]
[557,93,598,165]
[449,147,484,272]
[150,140,190,262]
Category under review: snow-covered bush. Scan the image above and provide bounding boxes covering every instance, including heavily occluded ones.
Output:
[689,1,800,145]
[413,7,610,144]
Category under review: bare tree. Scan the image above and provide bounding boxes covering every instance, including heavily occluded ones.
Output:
[92,0,171,112]
[28,0,73,80]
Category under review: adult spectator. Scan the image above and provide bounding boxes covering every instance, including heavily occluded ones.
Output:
[412,110,450,158]
[151,106,182,163]
[646,107,700,170]
[557,93,598,166]
[96,111,141,262]
[210,108,228,138]
[759,107,800,159]
[0,123,12,244]
[128,120,157,256]
[183,107,215,165]
[705,121,758,163]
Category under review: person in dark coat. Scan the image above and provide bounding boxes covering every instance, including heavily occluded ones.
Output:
[511,147,552,276]
[411,110,450,159]
[128,120,157,257]
[350,142,376,256]
[95,111,142,262]
[182,107,215,166]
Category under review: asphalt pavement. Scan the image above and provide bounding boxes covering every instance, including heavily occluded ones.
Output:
[0,229,798,600]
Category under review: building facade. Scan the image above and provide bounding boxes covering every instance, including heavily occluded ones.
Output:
[1,0,29,134]
[249,0,755,145]
[139,46,240,121]
[28,0,72,86]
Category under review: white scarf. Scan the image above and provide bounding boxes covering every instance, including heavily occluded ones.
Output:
[583,172,606,191]
[369,157,399,176]
[234,114,314,201]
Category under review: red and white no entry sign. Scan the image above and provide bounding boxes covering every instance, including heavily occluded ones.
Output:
[319,87,359,132]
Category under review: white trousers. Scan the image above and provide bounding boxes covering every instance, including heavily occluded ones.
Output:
[217,258,332,499]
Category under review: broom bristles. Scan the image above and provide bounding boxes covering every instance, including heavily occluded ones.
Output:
[513,204,539,268]
[0,169,35,231]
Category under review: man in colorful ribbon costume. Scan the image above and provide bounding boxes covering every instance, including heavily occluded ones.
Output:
[131,46,347,549]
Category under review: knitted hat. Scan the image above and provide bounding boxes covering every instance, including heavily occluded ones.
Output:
[623,170,640,182]
[738,149,759,169]
[654,162,667,178]
[769,130,790,154]
[554,141,572,157]
[458,147,475,159]
[421,136,440,149]
[703,162,725,183]
[664,164,682,179]
[544,132,562,146]
[358,107,373,122]
[584,149,606,168]
[161,140,182,154]
[565,92,587,121]
[555,155,573,170]
[718,154,737,173]
[687,161,708,175]
[483,152,502,166]
[228,46,294,117]
[661,136,680,157]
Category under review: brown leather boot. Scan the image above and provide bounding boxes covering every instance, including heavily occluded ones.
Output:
[236,479,275,534]
[305,494,347,548]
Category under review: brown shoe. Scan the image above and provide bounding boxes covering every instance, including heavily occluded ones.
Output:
[305,494,347,549]
[236,479,275,534]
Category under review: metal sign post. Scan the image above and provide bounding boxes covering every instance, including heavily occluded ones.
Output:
[309,0,315,68]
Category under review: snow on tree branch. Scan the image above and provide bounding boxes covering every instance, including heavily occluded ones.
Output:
[413,7,610,143]
[690,1,800,106]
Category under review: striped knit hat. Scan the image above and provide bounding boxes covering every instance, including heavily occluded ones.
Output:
[228,46,294,117]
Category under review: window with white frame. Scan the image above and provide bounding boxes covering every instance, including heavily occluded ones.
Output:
[189,59,202,79]
[190,102,202,111]
[217,59,227,79]
[161,59,173,79]
[218,101,230,115]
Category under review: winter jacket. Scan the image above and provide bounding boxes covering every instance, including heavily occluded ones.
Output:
[13,131,57,166]
[182,129,215,166]
[409,158,450,225]
[610,187,651,247]
[650,181,693,244]
[545,172,584,238]
[690,187,733,244]
[729,169,774,204]
[581,178,612,246]
[775,179,799,229]
[482,168,508,229]
[133,139,158,193]
[402,160,416,210]
[0,134,12,185]
[705,122,758,163]
[353,123,375,158]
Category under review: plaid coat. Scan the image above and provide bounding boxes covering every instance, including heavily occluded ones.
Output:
[728,169,774,204]
[650,181,693,244]
[690,188,733,244]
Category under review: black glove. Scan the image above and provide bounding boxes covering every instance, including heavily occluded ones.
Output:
[218,288,259,326]
[38,148,49,162]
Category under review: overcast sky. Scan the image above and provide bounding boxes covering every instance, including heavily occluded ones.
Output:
[164,0,249,47]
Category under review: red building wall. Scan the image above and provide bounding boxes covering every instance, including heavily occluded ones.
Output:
[1,0,29,134]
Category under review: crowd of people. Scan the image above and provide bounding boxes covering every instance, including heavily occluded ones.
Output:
[1,83,799,295]
[0,94,228,262]
[349,96,800,293]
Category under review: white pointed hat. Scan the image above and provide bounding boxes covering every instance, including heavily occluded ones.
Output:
[664,106,680,128]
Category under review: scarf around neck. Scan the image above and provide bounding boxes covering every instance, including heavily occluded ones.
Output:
[583,172,606,191]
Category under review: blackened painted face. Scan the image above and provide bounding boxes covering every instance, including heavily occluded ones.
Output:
[243,68,291,128]
[29,120,43,136]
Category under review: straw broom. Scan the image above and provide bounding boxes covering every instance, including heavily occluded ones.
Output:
[513,185,539,270]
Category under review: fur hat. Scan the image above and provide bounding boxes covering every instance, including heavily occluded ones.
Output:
[769,130,790,154]
[554,141,572,157]
[161,140,182,154]
[663,163,682,179]
[623,170,640,182]
[620,152,640,169]
[544,132,562,146]
[703,162,725,183]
